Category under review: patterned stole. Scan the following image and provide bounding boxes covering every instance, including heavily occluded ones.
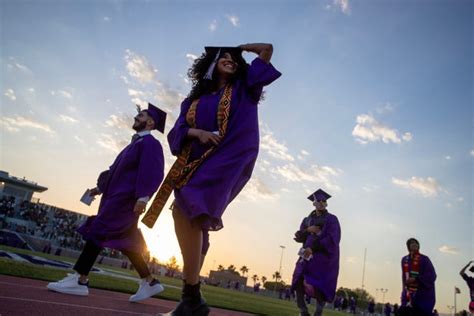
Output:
[403,252,421,304]
[142,85,232,228]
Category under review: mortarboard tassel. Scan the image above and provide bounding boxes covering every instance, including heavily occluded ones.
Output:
[203,49,221,80]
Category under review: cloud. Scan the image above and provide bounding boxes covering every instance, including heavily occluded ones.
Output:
[74,135,84,144]
[59,114,78,123]
[352,113,412,144]
[376,102,395,114]
[346,256,357,264]
[4,89,16,101]
[186,53,198,64]
[122,50,184,110]
[128,88,146,98]
[239,177,279,201]
[96,134,128,154]
[209,19,217,31]
[391,176,440,197]
[103,16,111,22]
[402,132,412,141]
[0,116,54,134]
[154,85,183,110]
[438,245,459,255]
[51,90,73,99]
[105,113,133,129]
[271,163,342,191]
[470,149,474,156]
[362,184,379,192]
[225,14,240,27]
[28,88,35,93]
[124,49,157,84]
[333,0,350,15]
[444,155,451,160]
[297,149,310,160]
[120,75,130,85]
[7,57,33,74]
[260,126,294,161]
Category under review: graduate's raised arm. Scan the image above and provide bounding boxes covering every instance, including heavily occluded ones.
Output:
[239,43,273,63]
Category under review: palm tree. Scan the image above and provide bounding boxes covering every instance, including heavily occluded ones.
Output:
[217,264,224,271]
[251,274,259,286]
[227,264,236,273]
[165,256,180,277]
[273,271,281,282]
[240,265,249,276]
[261,276,267,288]
[272,271,282,291]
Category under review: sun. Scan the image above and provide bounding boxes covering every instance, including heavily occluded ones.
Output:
[139,212,182,266]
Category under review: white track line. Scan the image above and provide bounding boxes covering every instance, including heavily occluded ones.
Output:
[0,295,154,315]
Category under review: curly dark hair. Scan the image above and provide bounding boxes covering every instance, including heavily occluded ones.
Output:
[187,48,248,101]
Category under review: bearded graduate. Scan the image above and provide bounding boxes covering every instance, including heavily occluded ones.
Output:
[47,104,166,303]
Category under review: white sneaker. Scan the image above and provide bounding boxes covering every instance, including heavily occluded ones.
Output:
[129,278,164,302]
[47,273,89,296]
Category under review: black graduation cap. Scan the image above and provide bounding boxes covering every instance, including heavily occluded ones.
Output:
[144,103,166,133]
[203,46,243,80]
[307,189,331,202]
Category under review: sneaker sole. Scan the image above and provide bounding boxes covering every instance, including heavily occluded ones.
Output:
[47,284,89,296]
[129,285,164,302]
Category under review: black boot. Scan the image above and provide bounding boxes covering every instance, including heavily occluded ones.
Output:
[170,283,210,316]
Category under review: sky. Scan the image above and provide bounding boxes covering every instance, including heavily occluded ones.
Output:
[1,0,472,313]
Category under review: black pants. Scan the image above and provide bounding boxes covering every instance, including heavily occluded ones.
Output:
[73,241,150,278]
[294,277,326,316]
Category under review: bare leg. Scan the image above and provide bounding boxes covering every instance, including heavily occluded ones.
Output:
[172,205,203,285]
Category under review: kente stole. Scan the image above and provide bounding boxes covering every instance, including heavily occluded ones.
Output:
[403,252,421,303]
[142,85,232,228]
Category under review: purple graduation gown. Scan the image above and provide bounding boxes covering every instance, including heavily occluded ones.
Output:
[291,211,341,302]
[168,57,281,231]
[400,253,437,315]
[78,134,164,253]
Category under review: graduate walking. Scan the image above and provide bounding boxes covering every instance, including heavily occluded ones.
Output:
[142,43,281,315]
[291,189,341,316]
[459,260,474,313]
[47,103,166,303]
[400,238,437,316]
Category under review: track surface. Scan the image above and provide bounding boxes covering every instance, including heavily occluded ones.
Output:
[0,275,255,316]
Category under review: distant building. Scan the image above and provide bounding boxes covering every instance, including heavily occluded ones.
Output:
[0,170,47,203]
[208,270,247,287]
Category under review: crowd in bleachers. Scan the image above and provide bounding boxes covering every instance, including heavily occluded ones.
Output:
[0,196,16,217]
[19,200,49,226]
[0,195,86,251]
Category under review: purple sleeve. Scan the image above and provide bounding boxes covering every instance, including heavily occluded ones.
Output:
[316,215,341,256]
[96,170,109,192]
[417,256,436,290]
[135,139,165,199]
[299,218,307,231]
[245,57,282,100]
[294,218,309,243]
[167,99,192,156]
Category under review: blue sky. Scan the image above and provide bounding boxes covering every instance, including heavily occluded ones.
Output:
[1,0,472,312]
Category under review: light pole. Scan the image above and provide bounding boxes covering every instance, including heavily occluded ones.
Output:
[379,288,388,314]
[278,245,286,279]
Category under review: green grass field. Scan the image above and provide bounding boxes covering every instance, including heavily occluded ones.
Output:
[0,245,344,316]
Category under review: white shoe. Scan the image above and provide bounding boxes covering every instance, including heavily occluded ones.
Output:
[47,273,89,296]
[129,278,164,302]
